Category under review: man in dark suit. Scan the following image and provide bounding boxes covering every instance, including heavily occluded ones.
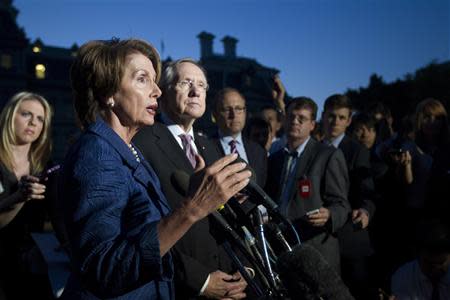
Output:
[265,97,350,272]
[322,94,377,299]
[133,59,247,300]
[211,88,267,187]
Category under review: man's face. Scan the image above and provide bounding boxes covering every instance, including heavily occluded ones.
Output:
[215,91,247,136]
[285,107,315,142]
[323,107,352,139]
[164,62,207,122]
[353,124,376,149]
[419,252,450,282]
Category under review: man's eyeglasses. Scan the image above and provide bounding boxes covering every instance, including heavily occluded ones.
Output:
[220,106,246,115]
[288,114,312,124]
[175,79,209,92]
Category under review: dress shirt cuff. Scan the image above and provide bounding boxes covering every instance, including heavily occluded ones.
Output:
[199,274,211,295]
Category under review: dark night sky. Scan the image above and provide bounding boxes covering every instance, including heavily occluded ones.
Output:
[14,0,450,111]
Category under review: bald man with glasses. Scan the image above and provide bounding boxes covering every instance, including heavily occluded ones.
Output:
[212,88,267,188]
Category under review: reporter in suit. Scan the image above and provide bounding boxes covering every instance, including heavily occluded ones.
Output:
[212,88,267,187]
[265,97,350,272]
[322,94,376,299]
[60,40,251,300]
[133,59,248,299]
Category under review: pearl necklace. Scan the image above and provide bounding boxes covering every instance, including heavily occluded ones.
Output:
[128,144,140,162]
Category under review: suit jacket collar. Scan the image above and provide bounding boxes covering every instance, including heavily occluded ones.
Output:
[278,138,319,203]
[337,135,353,164]
[294,137,319,179]
[152,122,196,172]
[88,119,170,211]
[88,118,140,169]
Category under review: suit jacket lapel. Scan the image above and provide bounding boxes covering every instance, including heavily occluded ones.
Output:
[138,159,171,212]
[90,119,171,212]
[153,123,194,172]
[194,133,210,164]
[338,135,351,164]
[243,138,256,169]
[285,138,317,203]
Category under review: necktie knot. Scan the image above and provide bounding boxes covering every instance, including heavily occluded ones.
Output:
[180,133,193,144]
[229,139,238,155]
[179,134,196,168]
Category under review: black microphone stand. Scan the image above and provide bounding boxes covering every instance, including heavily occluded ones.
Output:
[211,212,286,299]
[221,241,265,298]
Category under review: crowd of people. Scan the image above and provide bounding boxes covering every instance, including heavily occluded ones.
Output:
[0,38,448,300]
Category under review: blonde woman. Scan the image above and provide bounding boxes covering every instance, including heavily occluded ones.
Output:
[0,91,52,299]
[0,91,52,227]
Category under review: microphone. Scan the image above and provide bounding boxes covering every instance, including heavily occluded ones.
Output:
[276,244,354,300]
[265,223,292,253]
[171,170,244,244]
[171,169,271,297]
[234,158,302,245]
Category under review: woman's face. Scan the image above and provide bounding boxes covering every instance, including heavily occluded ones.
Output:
[111,52,161,128]
[14,99,45,145]
[421,113,444,138]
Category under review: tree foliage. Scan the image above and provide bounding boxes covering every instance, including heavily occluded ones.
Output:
[346,61,450,127]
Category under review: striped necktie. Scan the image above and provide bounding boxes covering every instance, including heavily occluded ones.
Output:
[229,139,238,155]
[179,134,197,168]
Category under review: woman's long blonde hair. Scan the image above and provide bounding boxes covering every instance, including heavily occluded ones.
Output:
[0,92,53,175]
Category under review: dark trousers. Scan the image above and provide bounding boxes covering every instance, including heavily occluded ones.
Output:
[341,256,378,300]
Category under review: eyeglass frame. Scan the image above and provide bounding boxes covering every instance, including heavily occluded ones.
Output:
[172,79,209,92]
[219,106,247,115]
[287,114,313,124]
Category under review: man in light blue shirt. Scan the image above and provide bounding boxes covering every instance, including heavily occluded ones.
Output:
[212,88,267,187]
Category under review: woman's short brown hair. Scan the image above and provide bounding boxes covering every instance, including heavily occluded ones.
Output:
[71,38,161,129]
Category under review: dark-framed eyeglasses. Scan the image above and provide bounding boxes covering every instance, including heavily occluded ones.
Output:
[288,114,312,124]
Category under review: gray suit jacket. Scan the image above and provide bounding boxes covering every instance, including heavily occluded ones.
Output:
[265,138,350,271]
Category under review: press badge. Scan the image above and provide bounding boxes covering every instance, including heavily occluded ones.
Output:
[298,176,311,198]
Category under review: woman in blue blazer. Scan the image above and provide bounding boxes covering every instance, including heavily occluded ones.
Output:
[60,38,251,300]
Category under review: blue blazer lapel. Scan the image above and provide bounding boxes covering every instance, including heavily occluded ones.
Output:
[138,160,171,212]
[89,119,171,212]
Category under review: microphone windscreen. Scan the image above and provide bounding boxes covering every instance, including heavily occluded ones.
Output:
[277,244,354,300]
[171,169,190,197]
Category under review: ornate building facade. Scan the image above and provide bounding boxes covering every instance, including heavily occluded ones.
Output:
[0,1,281,161]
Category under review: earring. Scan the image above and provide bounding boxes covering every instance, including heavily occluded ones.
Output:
[107,98,115,108]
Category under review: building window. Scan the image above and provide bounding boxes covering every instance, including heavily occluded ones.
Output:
[1,54,12,69]
[35,64,46,79]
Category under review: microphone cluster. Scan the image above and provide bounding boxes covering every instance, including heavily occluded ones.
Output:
[171,161,354,300]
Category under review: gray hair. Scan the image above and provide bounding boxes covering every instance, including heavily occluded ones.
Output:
[159,58,207,92]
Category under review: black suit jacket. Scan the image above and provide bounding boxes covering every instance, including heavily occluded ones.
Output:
[213,135,267,188]
[133,122,233,299]
[337,135,376,258]
[265,138,350,271]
